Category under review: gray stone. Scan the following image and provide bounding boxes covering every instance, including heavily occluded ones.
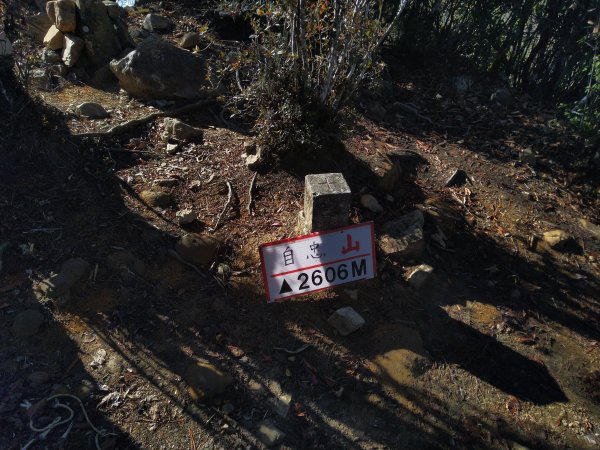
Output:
[406,264,433,289]
[61,34,84,67]
[43,25,64,50]
[222,403,235,414]
[379,210,425,262]
[179,32,201,49]
[30,69,50,90]
[77,0,124,67]
[0,32,13,57]
[303,173,351,232]
[25,13,53,44]
[140,189,173,208]
[110,37,214,100]
[48,63,69,76]
[103,1,121,19]
[76,102,109,118]
[54,0,77,33]
[360,194,383,213]
[365,152,402,191]
[175,233,220,267]
[271,392,292,418]
[142,14,172,32]
[46,1,57,24]
[257,419,285,448]
[162,118,203,141]
[12,310,45,337]
[42,48,62,63]
[175,208,196,225]
[328,306,365,336]
[445,169,471,187]
[451,75,473,94]
[106,354,123,374]
[184,362,232,401]
[41,257,91,299]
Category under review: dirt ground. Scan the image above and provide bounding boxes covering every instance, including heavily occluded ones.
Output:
[1,1,599,449]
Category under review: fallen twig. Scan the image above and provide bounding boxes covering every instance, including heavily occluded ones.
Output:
[209,180,233,232]
[73,99,217,138]
[247,172,258,215]
[273,343,311,354]
[167,249,207,278]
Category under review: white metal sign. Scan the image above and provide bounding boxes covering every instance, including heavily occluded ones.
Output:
[259,222,376,302]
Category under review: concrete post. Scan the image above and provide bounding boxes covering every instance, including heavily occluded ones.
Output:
[302,173,351,233]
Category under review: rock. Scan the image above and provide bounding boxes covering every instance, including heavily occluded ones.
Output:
[360,194,383,213]
[445,169,471,187]
[366,153,402,191]
[106,250,145,276]
[12,310,45,338]
[29,69,50,90]
[271,392,292,418]
[46,1,57,25]
[175,208,196,225]
[75,102,109,118]
[328,306,366,336]
[0,32,13,56]
[78,0,125,67]
[379,210,425,262]
[162,118,203,141]
[142,14,172,32]
[28,371,50,387]
[48,63,69,77]
[257,419,285,448]
[62,34,84,67]
[542,230,581,253]
[244,143,265,170]
[184,362,232,401]
[166,142,182,154]
[109,37,214,99]
[25,13,53,44]
[179,32,201,49]
[91,64,117,87]
[490,88,512,106]
[451,75,473,94]
[406,264,433,290]
[174,233,220,267]
[43,25,64,50]
[140,189,174,208]
[366,100,387,121]
[42,48,62,63]
[222,402,235,414]
[103,1,121,19]
[41,257,91,299]
[54,0,77,33]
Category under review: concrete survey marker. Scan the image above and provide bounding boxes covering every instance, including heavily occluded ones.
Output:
[259,222,376,302]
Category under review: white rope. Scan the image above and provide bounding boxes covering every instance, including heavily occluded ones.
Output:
[22,394,116,450]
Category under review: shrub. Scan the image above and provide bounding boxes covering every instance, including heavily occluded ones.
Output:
[229,0,409,162]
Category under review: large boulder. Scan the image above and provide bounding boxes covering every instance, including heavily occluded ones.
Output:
[54,0,77,33]
[76,0,124,67]
[110,37,215,99]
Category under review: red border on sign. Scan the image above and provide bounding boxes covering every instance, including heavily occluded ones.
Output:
[258,222,377,303]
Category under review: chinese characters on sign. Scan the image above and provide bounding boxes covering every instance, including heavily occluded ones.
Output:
[259,222,376,302]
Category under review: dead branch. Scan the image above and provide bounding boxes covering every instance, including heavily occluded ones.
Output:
[209,180,233,232]
[247,172,258,215]
[73,98,217,138]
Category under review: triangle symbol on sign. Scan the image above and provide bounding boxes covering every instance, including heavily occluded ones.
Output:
[279,279,293,294]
